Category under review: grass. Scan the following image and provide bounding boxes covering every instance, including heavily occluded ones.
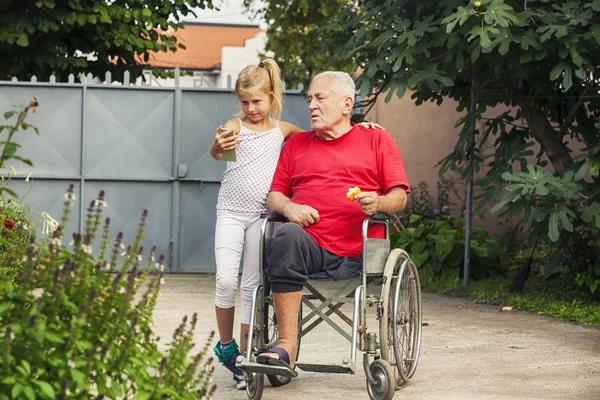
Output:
[422,274,600,327]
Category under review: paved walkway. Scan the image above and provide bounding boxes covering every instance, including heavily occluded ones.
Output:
[152,275,600,400]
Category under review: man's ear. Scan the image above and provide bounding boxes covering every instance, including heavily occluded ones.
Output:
[342,95,354,116]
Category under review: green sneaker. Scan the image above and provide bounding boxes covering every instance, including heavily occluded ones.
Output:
[214,339,246,390]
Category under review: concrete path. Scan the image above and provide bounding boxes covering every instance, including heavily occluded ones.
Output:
[152,275,600,400]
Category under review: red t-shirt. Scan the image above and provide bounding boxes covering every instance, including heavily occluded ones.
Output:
[270,125,410,257]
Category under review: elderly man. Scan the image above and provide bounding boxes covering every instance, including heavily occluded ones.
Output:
[255,71,410,373]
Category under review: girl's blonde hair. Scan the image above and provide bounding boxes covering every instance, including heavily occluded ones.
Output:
[235,58,283,120]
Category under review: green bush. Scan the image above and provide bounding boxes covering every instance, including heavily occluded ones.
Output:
[0,185,216,399]
[393,180,506,282]
[492,142,600,294]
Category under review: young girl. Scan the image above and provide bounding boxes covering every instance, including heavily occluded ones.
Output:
[209,59,381,389]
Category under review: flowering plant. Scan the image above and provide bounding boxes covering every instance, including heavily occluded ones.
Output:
[0,185,216,398]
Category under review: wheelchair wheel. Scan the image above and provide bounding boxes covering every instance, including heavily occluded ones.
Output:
[263,295,302,387]
[393,257,422,380]
[366,359,395,400]
[379,248,410,388]
[244,370,264,400]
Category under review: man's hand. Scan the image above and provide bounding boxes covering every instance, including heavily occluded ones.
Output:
[284,203,320,227]
[354,191,380,216]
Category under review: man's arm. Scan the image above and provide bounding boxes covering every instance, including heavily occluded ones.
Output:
[267,191,320,228]
[355,186,407,216]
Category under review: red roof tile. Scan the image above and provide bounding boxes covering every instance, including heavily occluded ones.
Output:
[146,23,263,70]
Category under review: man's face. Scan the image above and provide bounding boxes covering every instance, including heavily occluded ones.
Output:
[307,77,349,131]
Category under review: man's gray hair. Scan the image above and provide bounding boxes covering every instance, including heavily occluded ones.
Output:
[311,71,356,98]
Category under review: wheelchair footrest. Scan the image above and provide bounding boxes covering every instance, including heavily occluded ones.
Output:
[236,358,298,378]
[296,360,356,374]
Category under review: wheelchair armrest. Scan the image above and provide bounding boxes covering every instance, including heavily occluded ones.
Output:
[367,212,391,222]
[260,212,286,222]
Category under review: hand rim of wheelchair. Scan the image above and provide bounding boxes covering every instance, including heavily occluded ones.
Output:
[379,248,422,388]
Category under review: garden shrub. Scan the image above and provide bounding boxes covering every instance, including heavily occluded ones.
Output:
[393,180,507,282]
[0,106,217,400]
[1,185,216,399]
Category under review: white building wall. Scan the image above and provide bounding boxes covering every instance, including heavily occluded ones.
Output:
[136,30,266,89]
[217,30,266,88]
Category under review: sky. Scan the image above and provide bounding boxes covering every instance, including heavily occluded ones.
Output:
[187,0,266,27]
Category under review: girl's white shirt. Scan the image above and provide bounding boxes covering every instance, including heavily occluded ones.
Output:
[216,118,284,212]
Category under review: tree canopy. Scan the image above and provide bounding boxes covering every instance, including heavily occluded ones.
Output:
[324,0,600,291]
[243,0,355,89]
[0,0,214,82]
[328,0,599,176]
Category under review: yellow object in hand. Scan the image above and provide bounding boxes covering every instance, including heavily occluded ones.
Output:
[346,186,361,201]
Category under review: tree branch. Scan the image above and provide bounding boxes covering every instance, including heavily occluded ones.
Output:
[413,50,451,72]
[559,87,588,138]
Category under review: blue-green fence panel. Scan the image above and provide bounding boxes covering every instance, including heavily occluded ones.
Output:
[0,71,310,272]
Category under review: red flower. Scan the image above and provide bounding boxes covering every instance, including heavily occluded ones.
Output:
[4,220,14,230]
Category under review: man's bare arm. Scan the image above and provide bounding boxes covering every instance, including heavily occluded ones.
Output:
[267,191,293,216]
[267,191,320,227]
[355,186,407,216]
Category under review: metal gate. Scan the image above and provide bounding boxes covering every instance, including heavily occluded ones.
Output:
[0,70,309,273]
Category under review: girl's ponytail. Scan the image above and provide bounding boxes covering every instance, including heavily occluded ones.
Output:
[260,59,283,120]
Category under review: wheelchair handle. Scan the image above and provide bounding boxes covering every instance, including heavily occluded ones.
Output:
[261,212,390,222]
[260,212,286,221]
[367,212,391,222]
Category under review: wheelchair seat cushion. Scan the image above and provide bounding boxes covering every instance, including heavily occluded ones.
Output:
[308,270,361,280]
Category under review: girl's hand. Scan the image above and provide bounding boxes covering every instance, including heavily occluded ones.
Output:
[210,125,238,160]
[357,121,385,130]
[213,125,239,152]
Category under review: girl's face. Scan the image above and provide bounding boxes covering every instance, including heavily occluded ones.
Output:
[239,89,273,122]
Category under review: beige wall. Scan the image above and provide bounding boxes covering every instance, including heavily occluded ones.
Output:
[369,94,515,235]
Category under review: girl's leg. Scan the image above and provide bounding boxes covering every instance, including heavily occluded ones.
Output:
[214,210,245,343]
[239,212,262,352]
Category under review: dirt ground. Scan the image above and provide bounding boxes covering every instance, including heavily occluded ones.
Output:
[152,275,600,400]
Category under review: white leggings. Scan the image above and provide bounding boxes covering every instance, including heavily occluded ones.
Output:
[214,209,262,325]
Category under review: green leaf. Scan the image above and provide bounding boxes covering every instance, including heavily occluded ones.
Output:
[498,39,510,55]
[21,360,31,374]
[471,46,481,63]
[23,386,35,400]
[0,187,18,198]
[12,156,34,166]
[134,393,153,400]
[11,384,23,399]
[44,331,64,344]
[17,34,29,47]
[562,67,572,91]
[0,302,10,314]
[549,63,564,81]
[409,214,421,224]
[548,209,559,241]
[4,142,17,157]
[70,369,86,386]
[435,236,455,260]
[412,250,429,267]
[33,380,55,399]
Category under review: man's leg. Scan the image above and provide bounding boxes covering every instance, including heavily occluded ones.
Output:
[272,291,302,366]
[263,223,322,367]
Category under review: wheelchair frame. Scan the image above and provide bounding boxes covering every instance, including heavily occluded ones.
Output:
[237,212,422,400]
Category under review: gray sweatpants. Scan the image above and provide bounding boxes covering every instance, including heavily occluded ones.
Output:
[266,223,361,293]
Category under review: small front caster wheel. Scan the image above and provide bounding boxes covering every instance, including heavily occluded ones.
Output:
[366,359,395,400]
[244,371,264,400]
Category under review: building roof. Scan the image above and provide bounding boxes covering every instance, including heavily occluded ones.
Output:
[146,22,262,71]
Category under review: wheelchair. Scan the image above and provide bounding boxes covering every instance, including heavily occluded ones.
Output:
[236,212,422,400]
